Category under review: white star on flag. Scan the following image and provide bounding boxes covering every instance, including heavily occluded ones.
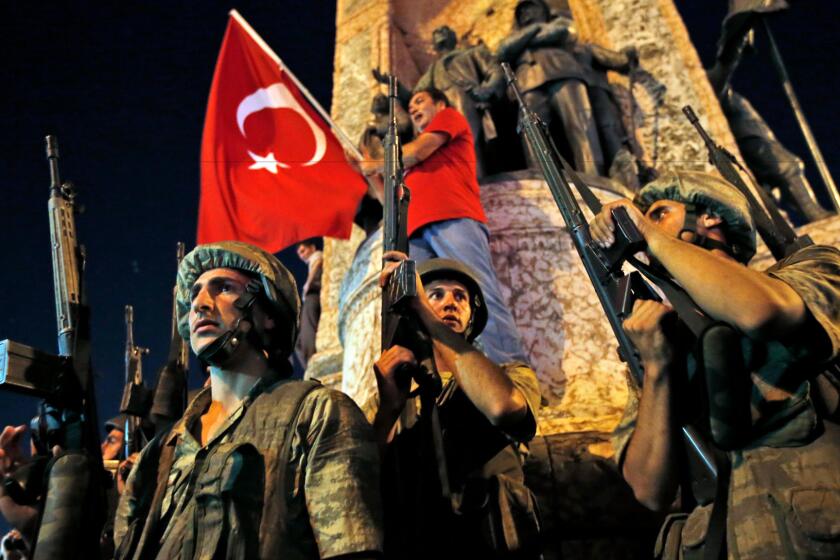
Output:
[247,150,288,174]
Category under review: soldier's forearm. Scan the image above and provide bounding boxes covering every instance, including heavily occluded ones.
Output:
[622,365,679,511]
[647,233,806,340]
[424,320,527,428]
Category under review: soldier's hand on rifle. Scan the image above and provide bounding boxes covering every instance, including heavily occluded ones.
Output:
[380,251,441,329]
[374,345,416,416]
[623,300,678,374]
[590,199,657,249]
[379,250,409,288]
[0,427,38,543]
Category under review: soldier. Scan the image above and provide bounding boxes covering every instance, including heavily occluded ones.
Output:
[497,0,604,175]
[113,241,383,559]
[359,87,530,366]
[374,256,542,558]
[590,172,840,558]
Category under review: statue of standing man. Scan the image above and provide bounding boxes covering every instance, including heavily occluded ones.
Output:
[376,26,504,179]
[497,0,605,176]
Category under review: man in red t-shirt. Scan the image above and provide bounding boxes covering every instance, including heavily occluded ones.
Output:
[361,88,528,366]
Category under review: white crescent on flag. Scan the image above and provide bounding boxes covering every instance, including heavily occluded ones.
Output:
[236,82,327,172]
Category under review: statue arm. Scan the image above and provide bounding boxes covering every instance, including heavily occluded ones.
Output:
[496,24,541,62]
[469,47,505,101]
[530,19,576,47]
[589,43,638,73]
[372,67,413,105]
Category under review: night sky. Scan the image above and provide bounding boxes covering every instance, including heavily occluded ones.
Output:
[0,0,838,533]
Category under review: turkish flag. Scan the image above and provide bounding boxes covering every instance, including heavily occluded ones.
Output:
[198,12,366,252]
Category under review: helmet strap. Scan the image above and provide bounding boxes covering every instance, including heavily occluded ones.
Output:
[196,287,259,367]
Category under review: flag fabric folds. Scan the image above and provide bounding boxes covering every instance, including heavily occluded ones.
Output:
[198,12,366,252]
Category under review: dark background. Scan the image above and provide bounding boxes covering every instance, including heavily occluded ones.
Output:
[0,0,837,536]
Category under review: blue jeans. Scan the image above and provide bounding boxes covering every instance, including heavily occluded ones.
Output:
[410,218,530,365]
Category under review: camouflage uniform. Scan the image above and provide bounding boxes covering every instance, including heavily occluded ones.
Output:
[383,362,542,557]
[613,244,840,559]
[114,373,383,559]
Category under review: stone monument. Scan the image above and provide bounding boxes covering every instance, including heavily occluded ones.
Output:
[309,1,840,557]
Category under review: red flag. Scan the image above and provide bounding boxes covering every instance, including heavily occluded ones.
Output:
[198,11,366,252]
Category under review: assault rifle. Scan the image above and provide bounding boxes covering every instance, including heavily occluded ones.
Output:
[502,63,719,501]
[682,105,812,259]
[0,136,106,558]
[119,305,150,457]
[380,76,441,398]
[149,242,189,435]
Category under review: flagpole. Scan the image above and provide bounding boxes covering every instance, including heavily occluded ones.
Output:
[229,9,363,161]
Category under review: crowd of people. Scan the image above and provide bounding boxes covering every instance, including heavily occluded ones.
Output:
[2,1,839,559]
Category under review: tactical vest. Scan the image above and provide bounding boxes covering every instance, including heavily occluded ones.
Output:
[115,379,321,560]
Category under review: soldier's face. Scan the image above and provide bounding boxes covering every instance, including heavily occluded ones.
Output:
[425,279,472,335]
[101,428,124,460]
[645,199,689,239]
[409,92,445,132]
[188,268,253,355]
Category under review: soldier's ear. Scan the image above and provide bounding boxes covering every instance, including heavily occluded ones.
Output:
[699,213,724,229]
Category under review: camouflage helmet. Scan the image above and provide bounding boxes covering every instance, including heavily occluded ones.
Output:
[636,171,757,263]
[175,241,301,356]
[104,414,127,433]
[417,258,488,342]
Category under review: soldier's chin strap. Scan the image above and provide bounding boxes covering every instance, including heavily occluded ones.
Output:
[197,282,260,367]
[679,203,737,259]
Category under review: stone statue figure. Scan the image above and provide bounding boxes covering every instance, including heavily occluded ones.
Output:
[497,0,605,176]
[375,26,505,179]
[574,43,642,189]
[720,88,830,222]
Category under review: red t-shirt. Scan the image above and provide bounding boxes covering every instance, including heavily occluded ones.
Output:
[405,107,487,236]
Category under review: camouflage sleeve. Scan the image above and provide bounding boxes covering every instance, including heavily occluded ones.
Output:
[298,388,384,558]
[611,370,641,470]
[501,362,542,442]
[766,244,840,361]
